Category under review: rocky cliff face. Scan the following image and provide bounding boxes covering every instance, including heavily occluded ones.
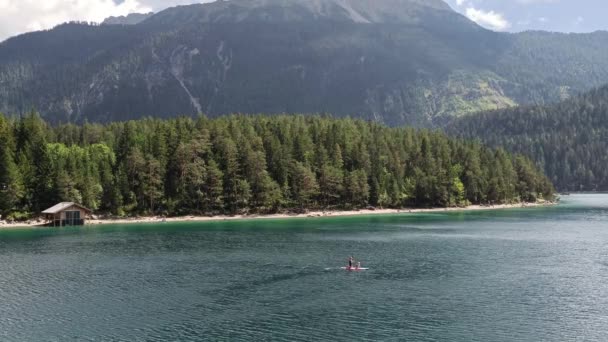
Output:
[1,0,608,126]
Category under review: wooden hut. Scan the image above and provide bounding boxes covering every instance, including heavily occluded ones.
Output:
[42,202,92,226]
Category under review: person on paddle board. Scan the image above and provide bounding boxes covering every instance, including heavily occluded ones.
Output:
[356,262,361,270]
[348,256,354,269]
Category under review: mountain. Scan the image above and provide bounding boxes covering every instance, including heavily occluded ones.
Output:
[143,0,455,26]
[447,85,608,191]
[1,0,608,125]
[102,13,154,26]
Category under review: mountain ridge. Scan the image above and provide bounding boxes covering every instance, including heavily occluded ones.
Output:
[1,0,608,125]
[142,0,456,26]
[103,13,154,26]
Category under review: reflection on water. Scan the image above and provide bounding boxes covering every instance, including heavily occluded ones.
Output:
[0,194,607,341]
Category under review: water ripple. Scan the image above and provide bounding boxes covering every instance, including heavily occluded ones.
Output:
[1,194,608,340]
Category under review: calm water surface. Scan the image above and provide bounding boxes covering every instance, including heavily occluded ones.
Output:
[1,194,608,341]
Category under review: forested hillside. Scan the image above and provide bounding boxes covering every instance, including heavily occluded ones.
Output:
[448,85,608,191]
[1,0,608,126]
[0,114,554,220]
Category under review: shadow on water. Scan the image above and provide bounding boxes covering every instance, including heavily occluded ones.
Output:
[222,266,323,293]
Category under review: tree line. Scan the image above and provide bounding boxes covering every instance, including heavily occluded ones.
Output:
[0,113,554,220]
[448,85,608,191]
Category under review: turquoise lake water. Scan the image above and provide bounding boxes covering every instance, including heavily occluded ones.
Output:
[1,194,607,341]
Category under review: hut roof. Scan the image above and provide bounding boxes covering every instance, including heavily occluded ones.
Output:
[42,202,92,214]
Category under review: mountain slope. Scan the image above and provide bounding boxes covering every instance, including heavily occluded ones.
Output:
[447,85,608,191]
[1,0,608,125]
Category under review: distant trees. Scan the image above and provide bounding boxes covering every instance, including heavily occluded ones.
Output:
[0,113,555,220]
[448,85,608,192]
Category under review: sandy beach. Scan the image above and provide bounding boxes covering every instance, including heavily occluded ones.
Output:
[0,202,554,229]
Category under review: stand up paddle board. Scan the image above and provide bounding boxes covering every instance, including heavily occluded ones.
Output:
[340,267,369,271]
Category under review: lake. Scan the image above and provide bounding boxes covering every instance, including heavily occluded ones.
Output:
[1,194,607,341]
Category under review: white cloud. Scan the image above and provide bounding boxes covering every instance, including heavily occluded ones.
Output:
[0,0,152,42]
[465,7,511,31]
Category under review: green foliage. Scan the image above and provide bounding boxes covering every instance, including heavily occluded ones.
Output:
[0,113,554,218]
[6,211,31,222]
[0,115,23,216]
[345,170,369,208]
[448,85,608,192]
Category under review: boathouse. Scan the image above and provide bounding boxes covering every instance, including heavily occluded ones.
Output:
[42,202,92,226]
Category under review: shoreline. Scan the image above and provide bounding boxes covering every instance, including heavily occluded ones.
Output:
[0,202,555,229]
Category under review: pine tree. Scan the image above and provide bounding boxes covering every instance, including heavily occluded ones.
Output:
[203,159,224,213]
[0,115,23,217]
[291,162,319,210]
[0,114,555,219]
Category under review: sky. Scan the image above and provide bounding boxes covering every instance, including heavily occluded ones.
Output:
[0,0,208,41]
[0,0,606,42]
[445,0,607,32]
